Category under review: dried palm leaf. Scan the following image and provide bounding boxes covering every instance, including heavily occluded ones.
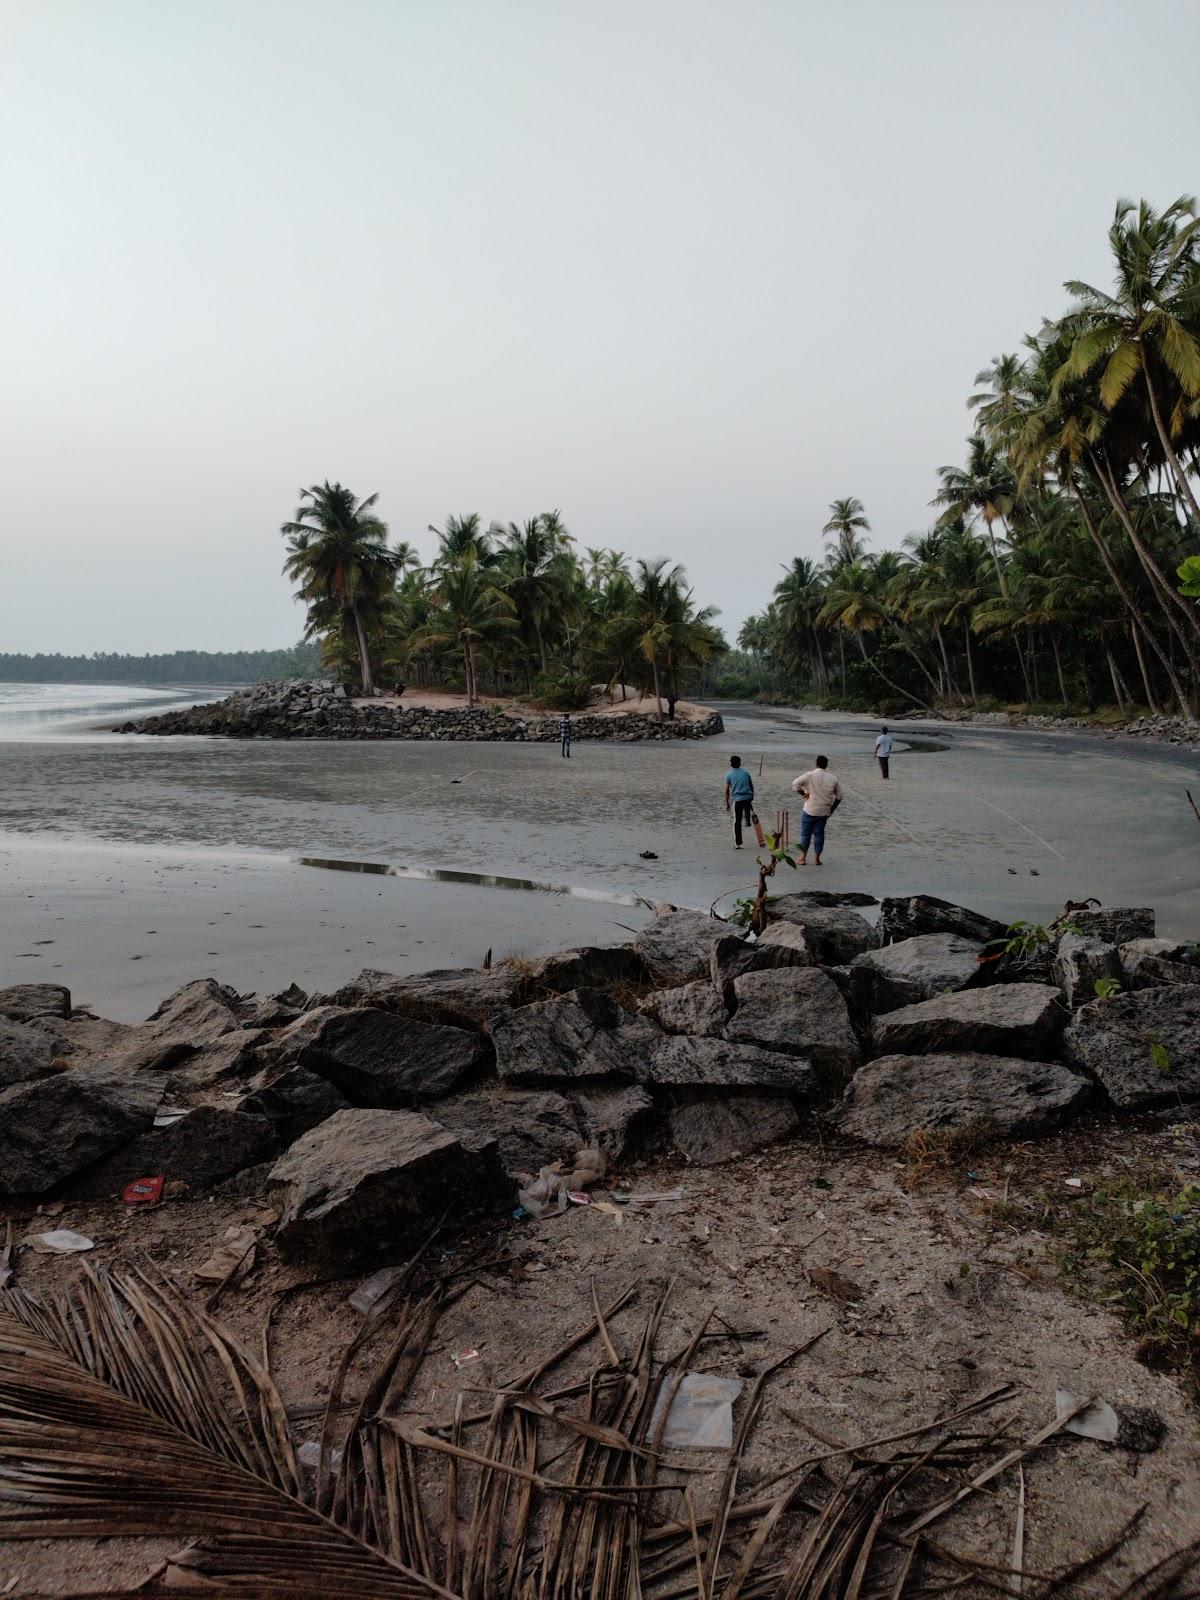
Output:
[0,1268,450,1599]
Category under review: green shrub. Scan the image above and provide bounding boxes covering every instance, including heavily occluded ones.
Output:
[529,673,594,712]
[1059,1173,1200,1387]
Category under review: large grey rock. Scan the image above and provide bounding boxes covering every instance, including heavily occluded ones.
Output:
[1064,987,1200,1108]
[492,990,659,1083]
[0,1067,162,1196]
[0,1016,57,1090]
[761,900,877,964]
[0,983,70,1022]
[145,978,243,1045]
[166,1028,271,1093]
[298,1009,486,1105]
[666,1093,801,1164]
[269,1108,513,1265]
[850,933,984,1014]
[435,1088,586,1173]
[1119,939,1200,992]
[434,1083,652,1170]
[838,1053,1092,1147]
[516,945,648,996]
[1052,935,1122,1009]
[871,984,1064,1060]
[640,981,727,1037]
[238,1066,352,1146]
[80,1106,278,1196]
[1068,907,1155,945]
[875,895,1006,948]
[709,933,809,994]
[642,1035,815,1095]
[634,910,730,984]
[256,1005,347,1070]
[31,1010,197,1077]
[337,966,522,1029]
[571,1084,655,1159]
[762,889,878,909]
[726,968,860,1076]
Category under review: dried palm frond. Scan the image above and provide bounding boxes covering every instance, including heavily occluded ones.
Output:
[0,1263,446,1599]
[2,1262,1199,1600]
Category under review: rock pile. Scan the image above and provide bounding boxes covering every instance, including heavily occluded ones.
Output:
[3,894,1196,1263]
[116,680,724,741]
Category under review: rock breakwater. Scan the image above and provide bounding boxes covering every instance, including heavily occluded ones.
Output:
[4,892,1197,1264]
[117,680,725,741]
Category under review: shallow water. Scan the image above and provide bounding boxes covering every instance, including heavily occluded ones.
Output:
[2,683,1198,1013]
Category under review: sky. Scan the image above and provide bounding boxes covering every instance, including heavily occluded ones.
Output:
[2,0,1198,656]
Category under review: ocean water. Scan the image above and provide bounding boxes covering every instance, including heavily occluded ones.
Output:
[0,681,226,740]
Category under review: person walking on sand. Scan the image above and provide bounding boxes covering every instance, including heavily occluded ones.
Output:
[791,754,842,866]
[560,713,572,758]
[723,755,755,850]
[874,725,893,780]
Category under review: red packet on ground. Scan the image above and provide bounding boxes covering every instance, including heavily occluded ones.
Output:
[123,1175,164,1207]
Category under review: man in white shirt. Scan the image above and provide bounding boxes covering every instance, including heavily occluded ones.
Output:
[874,725,893,780]
[790,755,842,866]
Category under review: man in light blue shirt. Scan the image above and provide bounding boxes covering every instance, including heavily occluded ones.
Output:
[874,726,894,781]
[723,755,755,849]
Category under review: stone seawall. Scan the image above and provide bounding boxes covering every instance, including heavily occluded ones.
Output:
[118,681,724,741]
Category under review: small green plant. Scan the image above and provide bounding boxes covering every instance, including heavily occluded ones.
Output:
[1094,975,1123,1000]
[1178,553,1200,600]
[1150,1036,1171,1074]
[1059,1173,1200,1389]
[729,896,756,930]
[990,920,1053,962]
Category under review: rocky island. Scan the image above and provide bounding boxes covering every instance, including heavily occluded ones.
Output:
[116,679,726,741]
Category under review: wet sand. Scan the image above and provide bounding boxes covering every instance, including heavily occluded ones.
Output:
[2,695,1198,1016]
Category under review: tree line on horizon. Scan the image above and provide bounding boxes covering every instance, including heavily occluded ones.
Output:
[735,196,1200,718]
[281,494,726,714]
[0,645,320,686]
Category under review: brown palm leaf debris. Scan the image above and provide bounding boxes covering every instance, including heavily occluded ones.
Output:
[1,1262,1198,1599]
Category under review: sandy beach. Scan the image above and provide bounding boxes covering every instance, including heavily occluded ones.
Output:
[2,685,1199,1016]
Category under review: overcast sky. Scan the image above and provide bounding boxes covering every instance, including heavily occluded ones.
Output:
[2,0,1198,655]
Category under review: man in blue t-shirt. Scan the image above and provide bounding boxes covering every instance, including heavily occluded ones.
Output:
[723,755,755,849]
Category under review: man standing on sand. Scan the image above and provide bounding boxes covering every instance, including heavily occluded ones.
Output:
[723,755,755,849]
[791,755,842,866]
[874,725,893,780]
[560,713,572,758]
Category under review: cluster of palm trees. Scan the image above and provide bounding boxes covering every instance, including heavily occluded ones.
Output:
[739,197,1200,717]
[281,489,723,714]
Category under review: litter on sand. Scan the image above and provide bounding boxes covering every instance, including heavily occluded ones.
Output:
[193,1223,259,1286]
[649,1371,744,1449]
[297,1440,343,1470]
[1056,1388,1119,1443]
[22,1230,95,1255]
[153,1109,187,1128]
[517,1149,608,1216]
[1064,1177,1084,1190]
[123,1175,164,1207]
[349,1263,409,1315]
[452,1347,481,1369]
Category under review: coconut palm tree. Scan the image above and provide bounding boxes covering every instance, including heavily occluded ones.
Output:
[632,558,685,717]
[773,557,829,692]
[821,497,871,566]
[1059,195,1200,523]
[428,513,493,570]
[280,482,401,694]
[408,553,516,706]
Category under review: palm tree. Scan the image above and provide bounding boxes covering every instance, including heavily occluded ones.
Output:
[821,497,871,566]
[773,557,829,692]
[499,517,572,680]
[968,354,1028,433]
[408,554,515,706]
[281,482,401,694]
[1059,195,1200,523]
[428,513,492,570]
[632,558,685,717]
